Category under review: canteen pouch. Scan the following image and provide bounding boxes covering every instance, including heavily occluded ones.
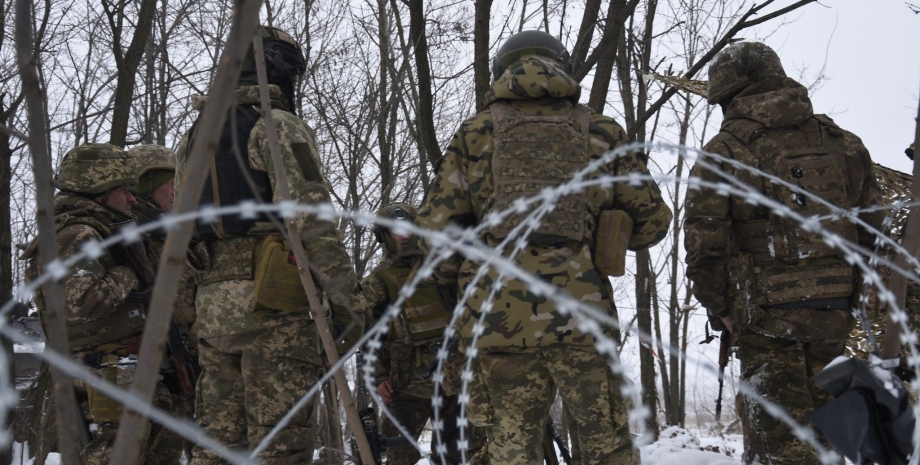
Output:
[727,252,762,334]
[593,210,633,277]
[253,234,308,314]
[86,355,125,422]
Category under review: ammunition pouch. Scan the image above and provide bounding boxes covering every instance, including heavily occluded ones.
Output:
[199,235,262,284]
[67,305,146,353]
[85,354,136,423]
[253,234,308,313]
[593,209,633,277]
[376,259,452,346]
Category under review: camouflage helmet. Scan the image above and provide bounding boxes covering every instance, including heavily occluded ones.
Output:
[55,143,136,195]
[707,41,786,105]
[492,30,572,81]
[373,203,419,255]
[128,144,176,178]
[128,144,176,198]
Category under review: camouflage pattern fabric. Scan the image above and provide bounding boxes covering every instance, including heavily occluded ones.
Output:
[685,77,884,322]
[177,84,364,339]
[55,143,136,195]
[80,378,185,465]
[736,325,850,465]
[20,191,183,464]
[476,347,636,465]
[684,73,884,464]
[362,252,487,462]
[191,320,320,465]
[133,196,206,353]
[417,55,671,351]
[380,393,487,465]
[178,83,363,462]
[36,194,140,321]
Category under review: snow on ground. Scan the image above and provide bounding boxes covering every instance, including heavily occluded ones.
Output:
[641,427,741,464]
[11,443,60,465]
[13,343,44,354]
[411,425,742,465]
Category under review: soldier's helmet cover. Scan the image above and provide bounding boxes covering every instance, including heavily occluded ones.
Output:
[128,145,176,198]
[707,41,786,105]
[55,143,137,196]
[373,203,419,255]
[491,30,573,81]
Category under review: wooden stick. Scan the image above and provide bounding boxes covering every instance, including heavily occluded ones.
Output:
[107,1,264,462]
[14,0,82,461]
[881,89,920,361]
[250,31,377,465]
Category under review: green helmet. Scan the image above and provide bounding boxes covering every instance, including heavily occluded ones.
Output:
[128,145,176,198]
[55,143,136,195]
[373,203,419,255]
[707,41,786,105]
[491,30,572,81]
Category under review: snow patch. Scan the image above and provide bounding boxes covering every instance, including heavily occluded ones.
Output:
[640,427,741,465]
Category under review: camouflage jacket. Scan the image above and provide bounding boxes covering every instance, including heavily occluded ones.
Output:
[417,56,672,351]
[22,193,141,332]
[133,197,205,349]
[177,85,364,341]
[685,77,884,324]
[361,253,464,397]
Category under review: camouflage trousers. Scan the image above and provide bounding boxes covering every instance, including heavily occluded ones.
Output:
[381,393,487,465]
[736,320,850,465]
[476,346,637,465]
[191,321,320,465]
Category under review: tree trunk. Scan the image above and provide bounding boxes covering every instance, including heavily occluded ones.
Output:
[473,0,492,113]
[377,0,393,204]
[0,94,18,465]
[635,251,659,438]
[107,0,158,147]
[587,0,625,111]
[407,0,442,165]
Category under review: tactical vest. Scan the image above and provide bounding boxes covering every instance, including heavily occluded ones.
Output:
[725,115,858,305]
[373,258,452,345]
[485,102,593,245]
[191,104,273,239]
[23,209,147,353]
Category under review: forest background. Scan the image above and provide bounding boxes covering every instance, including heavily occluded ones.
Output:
[1,0,919,462]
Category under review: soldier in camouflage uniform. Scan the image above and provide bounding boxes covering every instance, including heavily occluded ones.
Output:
[417,31,672,465]
[362,202,486,464]
[176,27,364,465]
[128,144,208,460]
[21,143,181,464]
[684,42,885,465]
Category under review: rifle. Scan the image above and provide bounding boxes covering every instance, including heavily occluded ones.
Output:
[545,418,571,465]
[421,335,459,381]
[356,350,412,465]
[116,221,201,415]
[715,329,731,422]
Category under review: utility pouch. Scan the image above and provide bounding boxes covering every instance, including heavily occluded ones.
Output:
[253,234,308,314]
[727,252,762,333]
[86,355,124,422]
[593,210,633,277]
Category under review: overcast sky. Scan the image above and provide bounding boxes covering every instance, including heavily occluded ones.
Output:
[754,0,920,173]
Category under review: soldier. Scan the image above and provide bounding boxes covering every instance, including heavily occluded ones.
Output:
[176,26,364,464]
[362,202,485,464]
[416,30,672,464]
[128,144,207,460]
[21,143,180,464]
[684,41,885,464]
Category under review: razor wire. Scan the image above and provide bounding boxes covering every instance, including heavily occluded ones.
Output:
[2,141,919,465]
